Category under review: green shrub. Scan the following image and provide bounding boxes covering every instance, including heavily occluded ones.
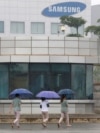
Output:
[67,34,83,37]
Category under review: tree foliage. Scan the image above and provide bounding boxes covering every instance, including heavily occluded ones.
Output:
[85,19,100,37]
[60,16,86,36]
[93,66,100,83]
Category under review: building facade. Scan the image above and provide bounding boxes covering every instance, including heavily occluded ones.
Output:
[91,4,100,26]
[91,4,100,38]
[0,0,91,37]
[0,0,98,102]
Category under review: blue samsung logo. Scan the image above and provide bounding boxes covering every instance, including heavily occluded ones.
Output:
[42,2,86,17]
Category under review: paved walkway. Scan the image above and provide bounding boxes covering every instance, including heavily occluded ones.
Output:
[0,123,100,133]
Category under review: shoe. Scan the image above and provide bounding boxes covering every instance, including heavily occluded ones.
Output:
[17,125,20,128]
[57,123,60,128]
[42,123,47,128]
[11,123,14,128]
[66,124,72,127]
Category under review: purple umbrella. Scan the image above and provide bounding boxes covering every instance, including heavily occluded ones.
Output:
[9,88,33,99]
[36,91,60,99]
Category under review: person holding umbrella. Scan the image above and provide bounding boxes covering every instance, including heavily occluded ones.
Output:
[40,97,49,127]
[9,93,21,128]
[36,90,59,127]
[57,94,71,128]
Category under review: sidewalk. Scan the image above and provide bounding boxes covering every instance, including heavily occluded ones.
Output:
[0,123,100,133]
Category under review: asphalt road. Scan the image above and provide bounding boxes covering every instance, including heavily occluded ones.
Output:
[0,123,100,133]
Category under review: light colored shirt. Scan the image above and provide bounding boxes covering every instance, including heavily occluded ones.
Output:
[12,97,21,112]
[61,99,68,113]
[40,100,49,112]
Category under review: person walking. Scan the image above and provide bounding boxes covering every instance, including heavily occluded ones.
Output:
[9,93,21,128]
[40,97,49,127]
[58,94,71,128]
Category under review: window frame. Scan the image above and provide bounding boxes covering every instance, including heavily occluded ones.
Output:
[10,21,25,34]
[31,22,45,34]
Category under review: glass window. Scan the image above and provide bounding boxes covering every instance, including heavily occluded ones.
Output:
[0,21,4,33]
[51,23,59,34]
[0,64,9,99]
[51,64,71,92]
[0,63,93,99]
[30,64,50,97]
[9,63,29,92]
[86,65,93,99]
[10,22,25,34]
[51,23,64,34]
[71,64,86,99]
[29,63,71,98]
[70,25,84,36]
[31,22,45,34]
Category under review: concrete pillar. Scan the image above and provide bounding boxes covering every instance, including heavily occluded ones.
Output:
[94,83,100,113]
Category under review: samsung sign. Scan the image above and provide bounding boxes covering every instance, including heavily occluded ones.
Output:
[42,2,86,17]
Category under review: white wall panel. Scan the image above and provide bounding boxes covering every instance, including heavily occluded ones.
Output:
[16,48,31,54]
[0,56,10,62]
[90,49,98,56]
[79,41,90,48]
[49,48,64,55]
[65,41,78,48]
[1,41,15,48]
[11,55,29,62]
[49,40,64,47]
[30,56,49,62]
[16,41,31,47]
[79,49,90,55]
[32,48,48,54]
[50,56,68,63]
[69,56,85,63]
[65,48,78,55]
[32,41,48,47]
[1,48,15,55]
[86,56,99,64]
